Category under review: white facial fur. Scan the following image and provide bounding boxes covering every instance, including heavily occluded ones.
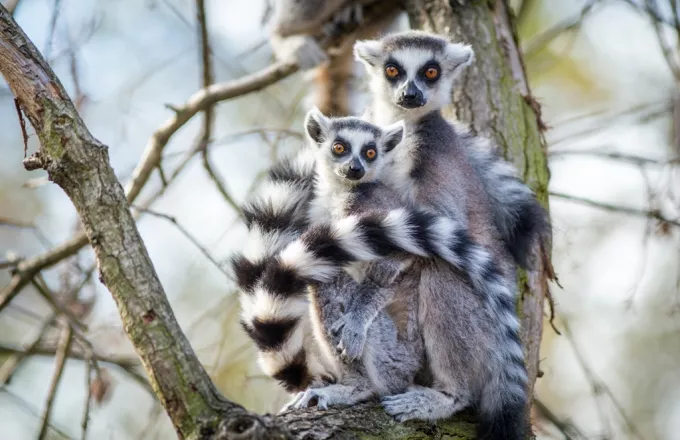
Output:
[304,108,404,187]
[354,33,474,125]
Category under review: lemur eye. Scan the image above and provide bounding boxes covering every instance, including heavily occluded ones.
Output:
[332,143,346,155]
[365,149,377,160]
[385,65,399,78]
[424,66,439,80]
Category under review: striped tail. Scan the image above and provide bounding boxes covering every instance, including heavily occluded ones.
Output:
[252,207,528,417]
[460,125,551,269]
[232,151,337,392]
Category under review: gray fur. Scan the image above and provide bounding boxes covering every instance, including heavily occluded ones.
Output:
[268,0,366,69]
[355,31,528,438]
[291,111,424,406]
[286,270,422,410]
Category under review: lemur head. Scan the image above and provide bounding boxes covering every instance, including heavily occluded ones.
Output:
[304,107,404,185]
[354,31,474,120]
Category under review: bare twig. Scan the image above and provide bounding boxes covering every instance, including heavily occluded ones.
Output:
[81,361,93,440]
[620,0,676,27]
[2,389,71,439]
[0,215,52,248]
[44,0,62,60]
[646,0,680,83]
[31,277,87,333]
[195,0,243,218]
[534,398,586,440]
[0,314,55,386]
[523,0,600,57]
[131,206,230,278]
[562,321,645,440]
[550,191,680,227]
[549,149,680,166]
[37,320,72,440]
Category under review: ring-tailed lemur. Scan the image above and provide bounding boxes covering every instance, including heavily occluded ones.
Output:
[267,0,400,115]
[281,112,425,410]
[350,30,534,440]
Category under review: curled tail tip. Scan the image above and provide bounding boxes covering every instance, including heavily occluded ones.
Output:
[509,201,552,271]
[477,399,528,440]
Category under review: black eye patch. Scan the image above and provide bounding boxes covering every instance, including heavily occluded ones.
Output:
[384,58,405,82]
[362,142,378,161]
[418,60,442,83]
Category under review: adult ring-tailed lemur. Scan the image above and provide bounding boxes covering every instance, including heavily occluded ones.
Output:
[230,30,550,440]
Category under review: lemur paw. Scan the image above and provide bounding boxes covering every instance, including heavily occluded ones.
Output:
[280,391,305,413]
[290,387,345,410]
[272,35,328,70]
[381,392,435,422]
[322,3,363,37]
[330,315,367,361]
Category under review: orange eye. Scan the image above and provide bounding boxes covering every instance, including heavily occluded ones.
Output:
[365,149,376,159]
[424,67,439,80]
[332,143,345,155]
[385,65,399,78]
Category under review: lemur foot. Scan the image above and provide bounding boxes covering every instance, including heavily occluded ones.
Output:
[272,35,328,70]
[322,2,363,37]
[288,385,368,410]
[381,387,469,422]
[280,391,306,413]
[330,315,367,361]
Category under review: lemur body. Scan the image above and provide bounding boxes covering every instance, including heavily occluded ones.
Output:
[351,31,544,439]
[235,108,533,440]
[283,112,425,408]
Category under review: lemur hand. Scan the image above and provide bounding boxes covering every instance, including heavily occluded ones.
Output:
[330,314,367,361]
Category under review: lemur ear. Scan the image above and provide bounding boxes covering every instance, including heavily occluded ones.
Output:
[444,43,474,77]
[304,107,330,146]
[354,40,383,67]
[382,121,404,153]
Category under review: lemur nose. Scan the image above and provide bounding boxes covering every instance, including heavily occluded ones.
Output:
[349,163,362,172]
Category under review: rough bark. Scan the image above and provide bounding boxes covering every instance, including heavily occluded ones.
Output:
[0,0,548,438]
[406,0,552,402]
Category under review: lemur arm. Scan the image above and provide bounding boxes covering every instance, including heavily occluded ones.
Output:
[329,258,411,360]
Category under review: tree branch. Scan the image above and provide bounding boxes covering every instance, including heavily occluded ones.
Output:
[0,6,241,437]
[1,3,477,439]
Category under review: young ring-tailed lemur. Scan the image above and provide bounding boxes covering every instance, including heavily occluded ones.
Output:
[282,112,425,410]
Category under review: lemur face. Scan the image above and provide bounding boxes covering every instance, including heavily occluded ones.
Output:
[354,31,474,115]
[304,109,403,185]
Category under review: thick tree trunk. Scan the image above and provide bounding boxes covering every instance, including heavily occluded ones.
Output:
[406,0,552,402]
[0,0,548,438]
